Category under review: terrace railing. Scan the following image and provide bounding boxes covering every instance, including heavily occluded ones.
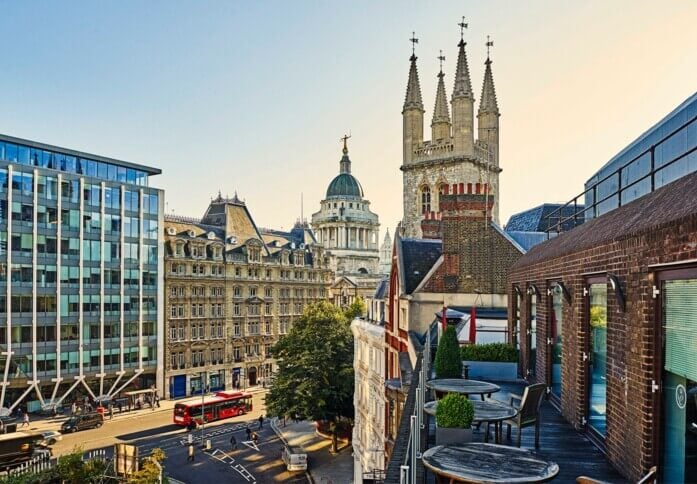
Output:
[545,115,697,237]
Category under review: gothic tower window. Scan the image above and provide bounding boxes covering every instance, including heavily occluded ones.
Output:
[421,186,431,214]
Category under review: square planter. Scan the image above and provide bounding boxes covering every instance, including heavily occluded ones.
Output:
[462,361,518,381]
[435,426,473,446]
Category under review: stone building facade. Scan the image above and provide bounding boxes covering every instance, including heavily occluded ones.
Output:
[164,194,333,399]
[312,141,382,306]
[401,29,501,238]
[351,313,386,483]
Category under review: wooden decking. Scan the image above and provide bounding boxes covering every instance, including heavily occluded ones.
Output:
[426,381,629,483]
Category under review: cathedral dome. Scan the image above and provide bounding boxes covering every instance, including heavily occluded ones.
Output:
[326,172,364,199]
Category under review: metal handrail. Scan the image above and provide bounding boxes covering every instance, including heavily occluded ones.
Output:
[545,115,697,236]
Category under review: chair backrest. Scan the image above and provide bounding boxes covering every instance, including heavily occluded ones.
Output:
[636,466,657,484]
[519,383,547,421]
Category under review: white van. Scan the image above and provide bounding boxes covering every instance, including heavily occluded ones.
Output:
[282,445,307,471]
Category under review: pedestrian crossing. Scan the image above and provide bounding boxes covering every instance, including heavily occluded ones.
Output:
[209,448,256,483]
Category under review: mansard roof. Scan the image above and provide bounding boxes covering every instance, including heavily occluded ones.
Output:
[397,236,443,294]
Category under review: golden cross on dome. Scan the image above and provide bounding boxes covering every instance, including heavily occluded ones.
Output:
[340,134,351,153]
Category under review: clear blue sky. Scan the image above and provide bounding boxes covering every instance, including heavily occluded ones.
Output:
[1,1,695,235]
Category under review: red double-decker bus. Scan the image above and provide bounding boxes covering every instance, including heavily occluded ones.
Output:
[173,391,252,426]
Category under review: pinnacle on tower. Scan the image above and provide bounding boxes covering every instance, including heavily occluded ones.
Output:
[339,135,352,174]
[479,43,499,114]
[432,70,451,126]
[451,38,474,100]
[403,54,424,113]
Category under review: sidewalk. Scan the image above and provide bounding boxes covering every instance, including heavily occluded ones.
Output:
[21,386,269,434]
[271,418,353,484]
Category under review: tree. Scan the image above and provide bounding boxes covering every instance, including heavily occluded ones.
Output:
[128,448,167,484]
[266,301,354,452]
[434,326,462,378]
[344,297,366,320]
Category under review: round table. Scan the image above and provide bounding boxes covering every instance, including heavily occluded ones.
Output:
[426,379,501,400]
[423,400,517,443]
[422,443,559,483]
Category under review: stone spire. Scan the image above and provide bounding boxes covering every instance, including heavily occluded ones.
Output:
[451,33,475,155]
[452,39,474,100]
[479,57,499,114]
[477,41,500,168]
[403,54,424,113]
[403,37,425,164]
[431,65,451,141]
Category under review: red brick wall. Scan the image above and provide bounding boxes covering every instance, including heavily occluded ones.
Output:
[422,187,522,294]
[508,213,697,481]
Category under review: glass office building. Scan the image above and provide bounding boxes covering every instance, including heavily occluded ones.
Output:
[0,134,163,413]
[585,92,697,219]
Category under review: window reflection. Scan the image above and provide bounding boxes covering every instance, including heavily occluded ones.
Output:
[589,282,607,437]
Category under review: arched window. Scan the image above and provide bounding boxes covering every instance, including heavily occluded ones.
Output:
[421,186,431,214]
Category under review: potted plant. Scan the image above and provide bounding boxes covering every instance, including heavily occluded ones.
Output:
[434,326,462,379]
[461,343,519,381]
[435,393,474,445]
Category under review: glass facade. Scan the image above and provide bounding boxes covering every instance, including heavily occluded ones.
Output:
[585,94,697,219]
[0,138,162,410]
[0,137,153,188]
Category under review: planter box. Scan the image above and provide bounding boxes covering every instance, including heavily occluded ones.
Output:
[462,361,518,382]
[436,426,473,446]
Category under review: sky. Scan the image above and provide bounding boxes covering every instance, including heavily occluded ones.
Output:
[1,0,696,237]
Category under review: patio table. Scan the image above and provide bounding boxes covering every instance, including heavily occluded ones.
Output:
[422,443,559,483]
[426,379,501,400]
[424,400,517,443]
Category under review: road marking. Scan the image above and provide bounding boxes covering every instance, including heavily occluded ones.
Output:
[209,448,256,483]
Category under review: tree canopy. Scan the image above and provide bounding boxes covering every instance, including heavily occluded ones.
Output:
[266,301,355,426]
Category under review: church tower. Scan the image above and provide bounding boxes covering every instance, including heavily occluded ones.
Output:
[401,22,502,238]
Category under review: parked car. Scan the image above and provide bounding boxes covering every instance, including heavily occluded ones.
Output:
[60,413,103,433]
[40,431,62,445]
[282,445,308,471]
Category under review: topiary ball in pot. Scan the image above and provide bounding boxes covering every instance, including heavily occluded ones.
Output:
[435,392,475,445]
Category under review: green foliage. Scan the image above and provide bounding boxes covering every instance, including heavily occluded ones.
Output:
[266,301,354,427]
[590,306,607,328]
[344,297,366,320]
[435,393,474,428]
[460,343,519,362]
[434,326,462,378]
[128,448,167,484]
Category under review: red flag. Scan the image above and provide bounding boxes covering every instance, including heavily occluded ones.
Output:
[441,305,447,332]
[469,306,477,344]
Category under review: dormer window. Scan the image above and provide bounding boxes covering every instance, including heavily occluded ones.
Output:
[248,246,261,263]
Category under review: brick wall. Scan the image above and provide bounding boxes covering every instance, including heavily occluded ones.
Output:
[508,211,697,481]
[422,183,522,294]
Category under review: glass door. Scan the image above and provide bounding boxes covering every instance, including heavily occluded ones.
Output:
[527,292,537,380]
[587,280,607,438]
[660,278,697,482]
[550,284,563,400]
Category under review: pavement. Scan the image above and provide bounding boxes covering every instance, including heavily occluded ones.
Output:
[270,418,353,484]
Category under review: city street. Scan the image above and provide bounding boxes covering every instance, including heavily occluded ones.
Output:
[30,391,308,483]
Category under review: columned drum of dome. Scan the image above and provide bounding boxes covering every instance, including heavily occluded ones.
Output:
[311,139,382,306]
